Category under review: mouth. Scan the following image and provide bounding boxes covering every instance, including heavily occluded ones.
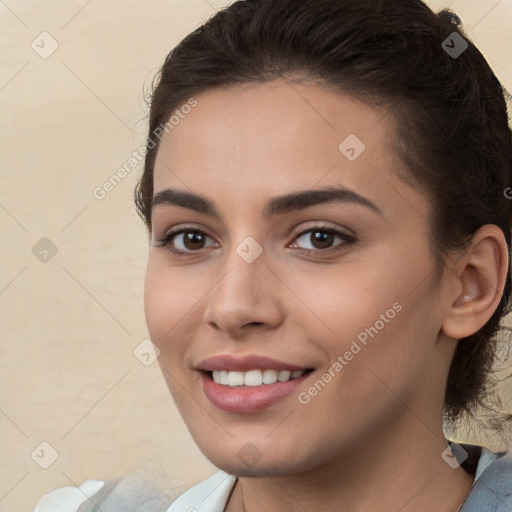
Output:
[204,368,314,387]
[198,367,315,413]
[195,354,316,412]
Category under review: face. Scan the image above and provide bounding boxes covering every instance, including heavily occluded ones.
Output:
[144,80,455,477]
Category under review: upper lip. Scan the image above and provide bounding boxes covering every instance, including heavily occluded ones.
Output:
[196,354,312,372]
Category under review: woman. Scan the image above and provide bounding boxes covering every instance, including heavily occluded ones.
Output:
[35,0,512,510]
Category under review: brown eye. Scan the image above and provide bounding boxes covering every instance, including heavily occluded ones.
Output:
[156,228,218,255]
[181,230,207,250]
[309,231,335,249]
[291,227,355,253]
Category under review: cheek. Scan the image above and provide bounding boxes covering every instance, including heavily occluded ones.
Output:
[144,255,194,329]
[295,309,430,450]
[289,260,402,343]
[143,258,192,357]
[143,264,195,406]
[294,257,435,390]
[144,265,170,340]
[322,297,439,424]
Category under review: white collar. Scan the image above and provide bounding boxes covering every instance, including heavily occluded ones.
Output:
[166,470,237,512]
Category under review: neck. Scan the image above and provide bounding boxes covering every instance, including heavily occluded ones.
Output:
[225,418,474,512]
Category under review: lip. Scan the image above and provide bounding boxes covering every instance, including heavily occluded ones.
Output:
[196,354,315,413]
[200,370,314,413]
[196,354,310,372]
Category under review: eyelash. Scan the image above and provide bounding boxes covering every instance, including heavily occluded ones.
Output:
[155,224,356,258]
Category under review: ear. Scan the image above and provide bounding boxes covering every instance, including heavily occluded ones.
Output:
[441,224,509,340]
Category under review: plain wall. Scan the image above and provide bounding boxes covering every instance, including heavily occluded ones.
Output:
[0,1,511,511]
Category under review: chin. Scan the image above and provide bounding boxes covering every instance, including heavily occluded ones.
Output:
[206,456,305,478]
[195,438,321,478]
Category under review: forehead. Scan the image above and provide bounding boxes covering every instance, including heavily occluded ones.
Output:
[152,80,427,223]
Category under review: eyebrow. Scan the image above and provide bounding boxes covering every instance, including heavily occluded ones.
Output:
[151,185,383,219]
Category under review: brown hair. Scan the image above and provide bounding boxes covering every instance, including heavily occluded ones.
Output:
[135,0,512,441]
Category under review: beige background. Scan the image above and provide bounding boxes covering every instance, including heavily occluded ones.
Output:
[1,1,511,511]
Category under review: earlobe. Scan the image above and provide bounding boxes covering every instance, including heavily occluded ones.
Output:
[441,225,508,340]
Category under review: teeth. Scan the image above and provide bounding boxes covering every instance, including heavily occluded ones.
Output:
[227,371,244,386]
[262,369,278,384]
[244,369,263,386]
[212,369,306,386]
[277,370,291,382]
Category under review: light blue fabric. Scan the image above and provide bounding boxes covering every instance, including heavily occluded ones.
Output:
[458,450,512,512]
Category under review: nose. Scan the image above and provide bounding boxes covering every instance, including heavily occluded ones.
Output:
[203,240,284,338]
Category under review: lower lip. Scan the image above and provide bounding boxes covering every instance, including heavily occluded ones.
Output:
[200,371,312,413]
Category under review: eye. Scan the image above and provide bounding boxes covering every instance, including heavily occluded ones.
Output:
[155,224,355,258]
[289,225,355,254]
[155,228,218,256]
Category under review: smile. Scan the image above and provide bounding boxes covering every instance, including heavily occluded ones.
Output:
[200,369,314,413]
[211,369,308,386]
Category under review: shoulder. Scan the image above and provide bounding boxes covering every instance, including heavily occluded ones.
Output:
[460,447,512,512]
[33,473,178,512]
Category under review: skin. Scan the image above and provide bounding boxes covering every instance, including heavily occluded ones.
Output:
[144,80,508,512]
